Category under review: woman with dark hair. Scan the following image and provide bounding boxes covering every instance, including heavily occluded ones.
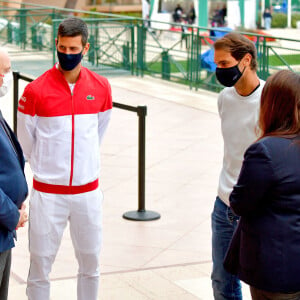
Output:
[226,70,300,299]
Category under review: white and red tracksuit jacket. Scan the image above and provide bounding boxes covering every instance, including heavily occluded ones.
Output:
[17,65,112,194]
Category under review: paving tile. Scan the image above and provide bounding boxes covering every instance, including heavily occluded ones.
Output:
[6,40,270,299]
[153,264,208,281]
[175,277,253,300]
[1,27,297,299]
[119,270,191,299]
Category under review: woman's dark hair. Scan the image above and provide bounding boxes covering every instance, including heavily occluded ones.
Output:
[57,17,88,46]
[259,70,300,138]
[214,32,258,70]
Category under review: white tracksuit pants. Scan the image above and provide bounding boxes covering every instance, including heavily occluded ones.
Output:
[26,188,103,300]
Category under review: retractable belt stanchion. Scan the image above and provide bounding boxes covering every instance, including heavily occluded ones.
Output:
[13,72,160,221]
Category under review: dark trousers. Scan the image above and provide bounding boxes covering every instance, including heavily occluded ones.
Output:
[0,249,11,300]
[250,286,300,300]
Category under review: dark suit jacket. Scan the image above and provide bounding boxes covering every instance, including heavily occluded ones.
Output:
[229,135,300,293]
[0,112,28,252]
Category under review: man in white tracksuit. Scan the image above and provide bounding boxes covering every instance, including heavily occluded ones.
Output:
[17,17,112,300]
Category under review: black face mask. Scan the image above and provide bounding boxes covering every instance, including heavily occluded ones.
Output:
[57,50,83,71]
[215,63,245,87]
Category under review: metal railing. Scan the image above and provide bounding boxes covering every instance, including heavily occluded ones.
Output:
[2,1,300,93]
[51,18,136,75]
[12,71,160,221]
[139,23,300,92]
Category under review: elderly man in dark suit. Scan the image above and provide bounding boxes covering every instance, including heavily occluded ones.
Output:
[0,48,28,300]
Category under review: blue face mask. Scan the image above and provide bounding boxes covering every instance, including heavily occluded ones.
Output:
[57,50,83,71]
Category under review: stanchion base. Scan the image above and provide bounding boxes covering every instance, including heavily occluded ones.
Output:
[123,210,161,221]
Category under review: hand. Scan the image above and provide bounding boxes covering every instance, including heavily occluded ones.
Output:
[16,203,28,229]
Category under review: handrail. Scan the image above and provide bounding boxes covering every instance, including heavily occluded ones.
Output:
[2,2,299,93]
[12,71,160,221]
[0,0,138,20]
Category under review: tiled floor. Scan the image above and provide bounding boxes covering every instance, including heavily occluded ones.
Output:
[4,74,254,299]
[7,27,300,298]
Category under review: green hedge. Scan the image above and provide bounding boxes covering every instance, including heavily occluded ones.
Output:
[272,13,287,28]
[272,12,300,28]
[292,13,300,28]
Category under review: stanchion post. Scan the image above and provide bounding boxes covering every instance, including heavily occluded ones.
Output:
[123,106,160,221]
[138,105,146,211]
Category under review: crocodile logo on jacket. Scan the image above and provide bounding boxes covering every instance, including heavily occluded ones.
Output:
[86,95,95,100]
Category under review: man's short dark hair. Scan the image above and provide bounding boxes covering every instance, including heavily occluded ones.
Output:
[214,32,258,71]
[57,17,88,46]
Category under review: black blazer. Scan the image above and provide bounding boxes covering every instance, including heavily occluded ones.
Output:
[0,112,28,252]
[229,136,300,293]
